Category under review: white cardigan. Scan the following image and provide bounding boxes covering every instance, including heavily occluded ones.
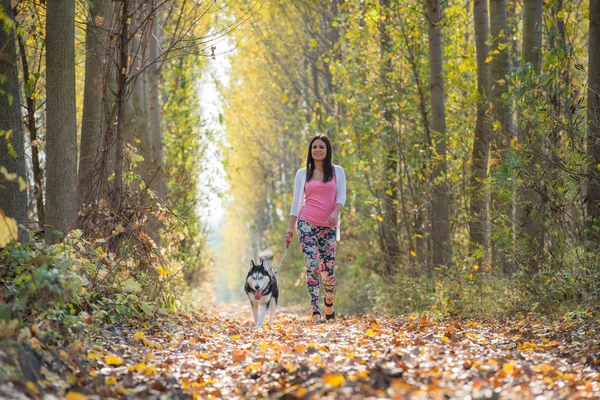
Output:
[290,165,346,240]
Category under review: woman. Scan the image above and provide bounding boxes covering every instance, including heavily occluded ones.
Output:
[285,134,346,324]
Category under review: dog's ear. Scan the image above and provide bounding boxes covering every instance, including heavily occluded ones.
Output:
[249,260,255,270]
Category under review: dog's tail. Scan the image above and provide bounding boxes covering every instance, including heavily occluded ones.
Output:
[258,250,274,270]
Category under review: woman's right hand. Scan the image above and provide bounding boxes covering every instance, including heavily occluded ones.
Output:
[285,230,293,246]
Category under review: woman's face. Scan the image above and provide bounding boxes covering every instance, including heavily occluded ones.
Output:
[311,139,327,162]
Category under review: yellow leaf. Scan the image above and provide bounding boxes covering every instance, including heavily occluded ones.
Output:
[105,377,117,385]
[65,392,88,400]
[324,373,345,387]
[441,336,449,343]
[157,267,168,276]
[129,363,146,372]
[143,365,157,375]
[469,273,473,280]
[365,329,376,337]
[410,250,416,257]
[87,351,103,359]
[473,264,479,271]
[376,215,383,222]
[315,101,321,108]
[485,55,493,63]
[105,354,123,365]
[0,211,18,247]
[502,363,515,374]
[231,335,240,341]
[134,331,145,340]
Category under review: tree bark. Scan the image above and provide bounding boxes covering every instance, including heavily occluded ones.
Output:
[516,0,543,270]
[469,0,492,263]
[15,10,43,229]
[489,0,514,272]
[79,0,115,205]
[124,3,152,191]
[147,18,166,200]
[0,0,28,243]
[427,0,452,266]
[587,0,600,243]
[113,0,130,214]
[378,0,401,273]
[45,0,78,244]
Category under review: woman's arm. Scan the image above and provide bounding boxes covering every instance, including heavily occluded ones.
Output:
[286,170,303,245]
[328,167,346,227]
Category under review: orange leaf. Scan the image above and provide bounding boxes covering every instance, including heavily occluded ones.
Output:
[294,344,307,354]
[232,349,247,363]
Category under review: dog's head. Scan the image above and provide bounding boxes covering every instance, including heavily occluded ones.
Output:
[246,259,273,300]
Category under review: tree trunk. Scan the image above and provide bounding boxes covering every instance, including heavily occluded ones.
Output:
[15,11,43,229]
[469,0,492,263]
[124,4,152,190]
[79,0,115,205]
[427,0,452,266]
[378,0,401,273]
[516,0,543,271]
[587,0,600,243]
[0,0,28,243]
[113,0,130,214]
[489,0,514,272]
[147,19,166,200]
[45,0,78,244]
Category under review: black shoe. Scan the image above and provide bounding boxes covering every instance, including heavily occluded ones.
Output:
[324,300,335,322]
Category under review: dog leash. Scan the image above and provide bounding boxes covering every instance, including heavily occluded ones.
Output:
[273,243,289,275]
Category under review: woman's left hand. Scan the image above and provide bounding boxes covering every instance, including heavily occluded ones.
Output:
[327,211,339,228]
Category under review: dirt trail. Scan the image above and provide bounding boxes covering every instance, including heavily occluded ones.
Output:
[2,304,599,399]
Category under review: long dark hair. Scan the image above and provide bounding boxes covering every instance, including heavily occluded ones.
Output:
[306,134,334,182]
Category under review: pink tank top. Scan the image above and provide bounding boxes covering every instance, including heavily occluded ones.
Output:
[298,175,337,227]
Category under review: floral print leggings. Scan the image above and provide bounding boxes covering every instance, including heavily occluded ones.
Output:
[297,219,337,313]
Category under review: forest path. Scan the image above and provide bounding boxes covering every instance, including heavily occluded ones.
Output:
[4,304,600,399]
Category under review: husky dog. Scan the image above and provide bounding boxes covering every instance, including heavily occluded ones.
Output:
[245,251,279,328]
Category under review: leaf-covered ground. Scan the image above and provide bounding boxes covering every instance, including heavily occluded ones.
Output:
[1,304,600,399]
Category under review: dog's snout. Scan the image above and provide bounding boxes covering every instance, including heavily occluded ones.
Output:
[254,285,260,290]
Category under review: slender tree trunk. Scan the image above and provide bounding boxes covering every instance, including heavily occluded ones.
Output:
[489,0,514,272]
[113,0,130,214]
[79,0,114,205]
[310,46,323,129]
[587,0,600,244]
[147,18,166,200]
[0,0,28,243]
[469,0,492,263]
[378,0,401,273]
[15,14,44,227]
[427,0,452,266]
[516,0,544,271]
[45,0,78,244]
[124,3,152,189]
